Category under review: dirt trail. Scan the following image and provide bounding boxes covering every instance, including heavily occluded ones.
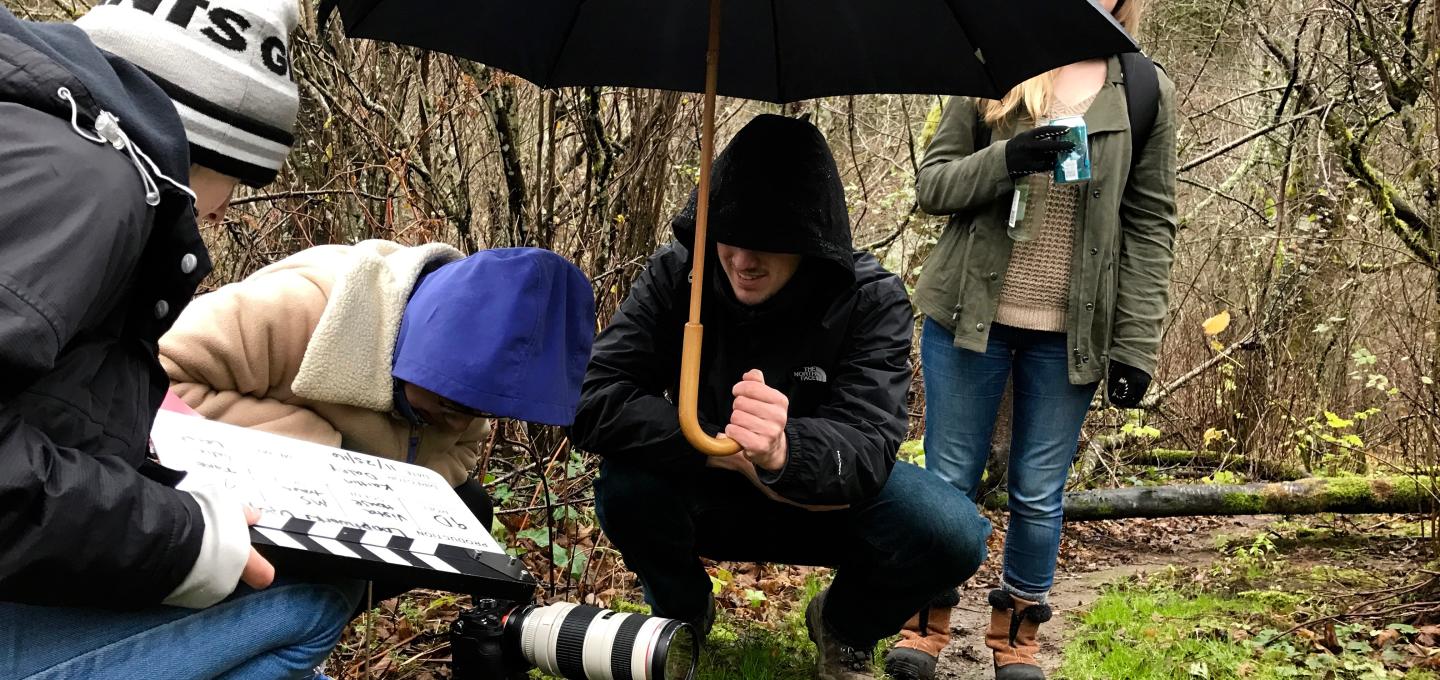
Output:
[933,556,1175,679]
[931,518,1261,679]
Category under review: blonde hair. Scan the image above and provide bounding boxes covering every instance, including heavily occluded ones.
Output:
[981,0,1148,124]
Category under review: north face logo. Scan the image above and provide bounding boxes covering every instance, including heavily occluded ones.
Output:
[793,366,827,383]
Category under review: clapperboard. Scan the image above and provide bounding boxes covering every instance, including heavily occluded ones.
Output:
[150,409,536,601]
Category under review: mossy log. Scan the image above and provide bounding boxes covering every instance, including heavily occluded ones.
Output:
[985,477,1439,520]
[1121,448,1227,466]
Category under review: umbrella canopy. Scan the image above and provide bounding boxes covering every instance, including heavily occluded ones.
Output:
[320,0,1136,103]
[319,0,1138,455]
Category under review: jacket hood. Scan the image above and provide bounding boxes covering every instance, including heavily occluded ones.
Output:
[672,114,855,282]
[0,7,209,342]
[0,8,191,192]
[286,240,464,411]
[392,248,596,427]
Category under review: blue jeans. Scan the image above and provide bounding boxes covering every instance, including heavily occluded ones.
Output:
[595,460,991,648]
[921,318,1097,599]
[0,578,364,679]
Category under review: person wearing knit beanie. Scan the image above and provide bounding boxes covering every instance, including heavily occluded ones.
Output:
[75,0,302,229]
[78,0,301,188]
[0,1,362,677]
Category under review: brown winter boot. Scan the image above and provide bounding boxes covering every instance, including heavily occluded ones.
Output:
[883,589,959,680]
[985,588,1051,680]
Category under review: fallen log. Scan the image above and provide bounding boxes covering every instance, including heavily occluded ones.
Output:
[1122,448,1228,467]
[986,476,1439,520]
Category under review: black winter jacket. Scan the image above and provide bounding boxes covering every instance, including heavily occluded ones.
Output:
[571,115,913,506]
[0,8,213,608]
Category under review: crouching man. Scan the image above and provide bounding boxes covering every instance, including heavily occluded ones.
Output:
[569,114,991,680]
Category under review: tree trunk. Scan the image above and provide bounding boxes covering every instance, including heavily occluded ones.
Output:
[467,64,528,247]
[978,377,1014,500]
[986,476,1438,520]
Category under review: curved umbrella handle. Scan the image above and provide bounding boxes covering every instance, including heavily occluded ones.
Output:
[680,323,741,456]
[676,0,738,458]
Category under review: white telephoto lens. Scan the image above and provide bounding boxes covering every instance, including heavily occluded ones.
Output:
[632,615,670,680]
[516,603,696,680]
[530,601,576,676]
[580,609,631,680]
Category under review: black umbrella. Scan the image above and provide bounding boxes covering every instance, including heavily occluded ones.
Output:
[319,0,1137,455]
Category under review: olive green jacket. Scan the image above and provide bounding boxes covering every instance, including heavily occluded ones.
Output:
[914,56,1178,385]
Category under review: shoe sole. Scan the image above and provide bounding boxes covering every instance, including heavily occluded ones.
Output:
[884,648,937,680]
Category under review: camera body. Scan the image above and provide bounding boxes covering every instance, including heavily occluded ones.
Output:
[451,598,531,679]
[451,597,698,680]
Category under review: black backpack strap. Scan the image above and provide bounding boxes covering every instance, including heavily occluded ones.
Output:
[1118,52,1159,172]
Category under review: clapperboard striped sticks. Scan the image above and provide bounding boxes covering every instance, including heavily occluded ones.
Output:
[254,517,474,574]
[249,517,536,601]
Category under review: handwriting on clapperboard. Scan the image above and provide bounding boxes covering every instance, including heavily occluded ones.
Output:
[432,514,469,531]
[345,480,396,492]
[330,450,400,471]
[273,508,408,536]
[332,465,378,480]
[179,435,226,452]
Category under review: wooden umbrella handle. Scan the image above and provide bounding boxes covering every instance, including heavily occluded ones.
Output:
[677,0,739,457]
[679,324,739,456]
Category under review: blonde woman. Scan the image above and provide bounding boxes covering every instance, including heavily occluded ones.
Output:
[886,1,1178,679]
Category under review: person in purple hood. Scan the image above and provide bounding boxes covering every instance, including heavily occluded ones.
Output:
[162,241,597,535]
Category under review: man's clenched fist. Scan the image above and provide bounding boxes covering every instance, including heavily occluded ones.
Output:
[726,370,789,471]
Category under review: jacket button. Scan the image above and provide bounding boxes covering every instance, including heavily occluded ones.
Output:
[1089,247,1098,255]
[180,253,198,274]
[1082,354,1091,364]
[153,300,170,319]
[989,272,999,281]
[1092,190,1102,199]
[975,322,985,332]
[1085,302,1095,311]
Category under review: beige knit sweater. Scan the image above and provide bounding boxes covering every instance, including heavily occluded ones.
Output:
[996,94,1096,331]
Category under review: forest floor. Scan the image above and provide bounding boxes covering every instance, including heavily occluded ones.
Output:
[330,513,1440,679]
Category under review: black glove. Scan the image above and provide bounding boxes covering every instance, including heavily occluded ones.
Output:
[1004,125,1075,179]
[1107,361,1152,408]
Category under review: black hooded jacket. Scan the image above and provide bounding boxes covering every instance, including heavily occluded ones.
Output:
[571,115,913,506]
[0,8,213,608]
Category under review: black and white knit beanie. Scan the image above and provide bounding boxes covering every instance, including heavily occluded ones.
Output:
[77,0,301,188]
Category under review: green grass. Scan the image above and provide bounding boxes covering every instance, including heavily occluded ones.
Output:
[600,576,827,680]
[696,574,823,680]
[1060,579,1439,680]
[1060,587,1275,679]
[686,574,897,680]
